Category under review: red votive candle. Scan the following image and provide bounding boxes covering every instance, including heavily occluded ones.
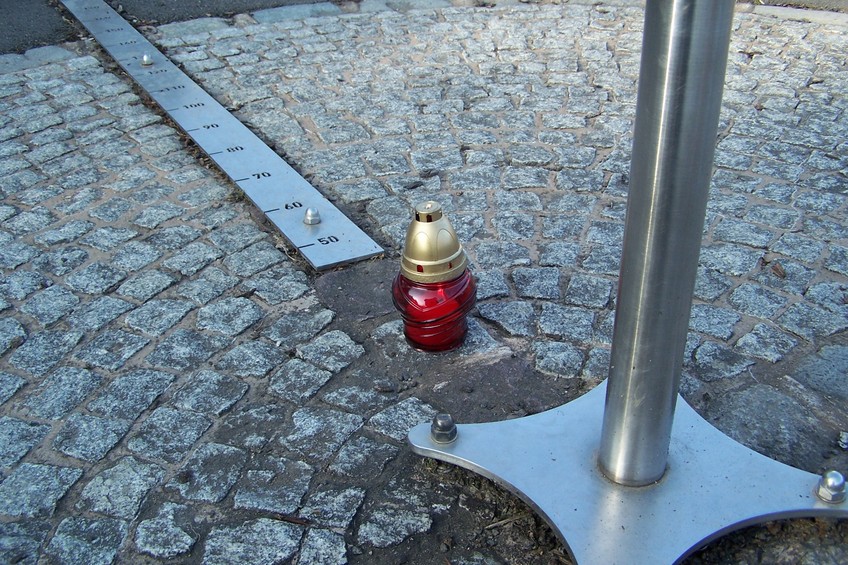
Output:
[392,201,476,352]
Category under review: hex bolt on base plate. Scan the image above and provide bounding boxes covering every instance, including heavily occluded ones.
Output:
[408,381,848,565]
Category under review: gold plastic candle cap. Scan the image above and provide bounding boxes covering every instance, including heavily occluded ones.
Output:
[400,201,467,283]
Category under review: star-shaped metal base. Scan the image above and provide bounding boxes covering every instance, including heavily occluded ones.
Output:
[408,382,848,564]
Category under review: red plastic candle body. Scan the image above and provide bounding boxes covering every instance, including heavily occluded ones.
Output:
[392,269,476,352]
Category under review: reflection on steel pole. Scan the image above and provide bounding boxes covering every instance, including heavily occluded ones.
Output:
[599,0,736,486]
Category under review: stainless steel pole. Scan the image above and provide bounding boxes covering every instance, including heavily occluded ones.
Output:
[599,0,736,486]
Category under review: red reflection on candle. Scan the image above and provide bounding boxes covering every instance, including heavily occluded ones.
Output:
[391,269,476,352]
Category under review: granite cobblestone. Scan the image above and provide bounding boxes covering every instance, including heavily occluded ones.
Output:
[1,1,847,563]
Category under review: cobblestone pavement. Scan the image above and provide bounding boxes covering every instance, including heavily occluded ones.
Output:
[1,1,847,563]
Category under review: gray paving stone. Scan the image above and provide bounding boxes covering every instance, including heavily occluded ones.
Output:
[581,243,621,275]
[53,412,132,462]
[735,323,798,363]
[223,240,285,276]
[298,529,347,565]
[743,204,800,230]
[202,518,303,565]
[694,267,733,301]
[147,329,229,371]
[75,330,149,371]
[714,217,776,247]
[532,340,585,378]
[322,380,391,412]
[539,241,580,267]
[358,505,432,548]
[689,304,741,340]
[127,407,212,463]
[0,463,82,517]
[21,285,79,325]
[125,299,193,335]
[826,244,848,277]
[301,486,366,529]
[794,345,848,400]
[177,266,239,304]
[793,190,844,215]
[0,270,51,300]
[474,270,510,300]
[805,282,848,314]
[0,318,26,356]
[564,273,612,308]
[22,366,100,419]
[216,340,285,377]
[117,270,177,301]
[145,225,201,250]
[478,301,536,337]
[297,330,364,373]
[492,211,535,240]
[189,206,237,230]
[728,283,788,319]
[134,503,196,559]
[172,370,247,415]
[113,241,162,271]
[0,520,52,565]
[539,303,595,342]
[368,397,437,442]
[282,407,363,462]
[241,266,310,304]
[214,405,287,451]
[513,267,560,299]
[32,247,88,277]
[263,306,334,350]
[197,297,263,336]
[586,221,624,247]
[76,457,165,519]
[0,417,50,467]
[771,233,824,263]
[473,241,530,269]
[329,435,399,479]
[233,454,313,514]
[163,242,223,276]
[66,262,126,294]
[68,296,134,331]
[33,220,93,246]
[503,165,549,190]
[80,226,137,251]
[0,372,25,406]
[690,340,755,382]
[168,443,247,502]
[0,242,39,269]
[132,202,185,229]
[3,207,55,235]
[19,185,63,206]
[777,302,848,342]
[89,197,132,222]
[88,369,175,420]
[269,359,332,404]
[179,182,230,207]
[207,223,266,253]
[45,517,128,565]
[698,244,763,276]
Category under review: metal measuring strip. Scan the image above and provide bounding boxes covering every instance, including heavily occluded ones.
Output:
[60,0,383,270]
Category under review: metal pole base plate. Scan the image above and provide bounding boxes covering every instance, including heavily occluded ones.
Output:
[408,382,848,564]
